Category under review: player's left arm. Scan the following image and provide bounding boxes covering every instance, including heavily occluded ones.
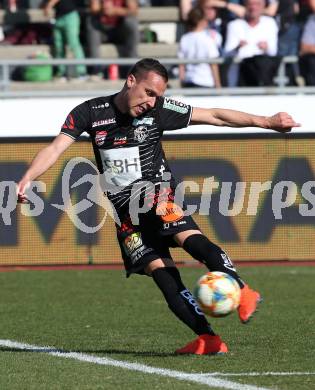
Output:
[190,107,301,133]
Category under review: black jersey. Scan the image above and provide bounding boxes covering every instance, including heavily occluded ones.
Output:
[60,94,192,209]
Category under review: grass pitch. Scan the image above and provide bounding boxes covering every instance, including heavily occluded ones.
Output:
[0,265,314,389]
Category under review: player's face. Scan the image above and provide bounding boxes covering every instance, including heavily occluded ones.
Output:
[126,71,167,117]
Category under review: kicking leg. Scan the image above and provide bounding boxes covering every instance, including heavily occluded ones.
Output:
[175,230,244,286]
[175,230,262,324]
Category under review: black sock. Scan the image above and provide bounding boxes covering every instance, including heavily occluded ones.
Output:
[183,234,245,288]
[152,267,215,336]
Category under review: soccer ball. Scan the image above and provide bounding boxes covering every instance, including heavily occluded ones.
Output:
[194,272,241,317]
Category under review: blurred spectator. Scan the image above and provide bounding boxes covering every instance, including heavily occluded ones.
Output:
[299,13,315,85]
[178,0,245,41]
[203,0,246,84]
[151,0,179,4]
[310,0,315,12]
[1,0,45,44]
[179,0,222,40]
[199,0,224,34]
[180,0,244,22]
[224,0,279,86]
[180,0,197,21]
[0,2,4,43]
[298,0,315,24]
[264,0,302,85]
[86,0,139,79]
[8,0,17,11]
[1,0,27,11]
[43,0,87,80]
[203,0,246,22]
[177,0,197,40]
[178,6,221,87]
[265,0,300,56]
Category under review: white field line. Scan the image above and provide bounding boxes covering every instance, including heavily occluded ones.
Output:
[200,372,315,377]
[0,339,268,390]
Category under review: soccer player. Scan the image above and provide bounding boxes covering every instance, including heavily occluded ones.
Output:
[17,58,300,355]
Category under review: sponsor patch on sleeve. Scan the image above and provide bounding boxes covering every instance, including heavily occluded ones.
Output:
[162,98,189,114]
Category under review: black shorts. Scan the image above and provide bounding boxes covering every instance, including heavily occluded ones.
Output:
[116,201,199,277]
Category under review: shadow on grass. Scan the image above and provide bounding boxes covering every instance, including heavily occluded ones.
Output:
[0,346,178,357]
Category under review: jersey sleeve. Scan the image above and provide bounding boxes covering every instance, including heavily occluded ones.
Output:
[60,101,91,140]
[156,97,192,131]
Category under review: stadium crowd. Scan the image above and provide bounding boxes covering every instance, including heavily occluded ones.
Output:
[0,0,314,86]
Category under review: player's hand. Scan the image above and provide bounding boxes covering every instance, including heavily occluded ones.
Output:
[266,112,301,133]
[16,179,30,204]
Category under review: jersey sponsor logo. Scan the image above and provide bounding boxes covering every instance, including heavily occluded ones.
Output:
[62,114,75,130]
[130,245,153,264]
[92,118,116,127]
[100,146,142,188]
[124,232,142,253]
[95,131,108,146]
[92,103,110,109]
[104,157,139,173]
[113,136,127,145]
[163,98,189,114]
[123,232,154,264]
[156,201,184,223]
[132,117,154,126]
[134,126,149,143]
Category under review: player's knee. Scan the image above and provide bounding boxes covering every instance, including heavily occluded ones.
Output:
[144,258,175,275]
[174,229,202,247]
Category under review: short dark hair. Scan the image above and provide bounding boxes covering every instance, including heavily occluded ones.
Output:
[128,58,169,83]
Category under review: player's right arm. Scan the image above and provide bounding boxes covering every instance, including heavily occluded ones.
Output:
[17,100,90,203]
[17,134,74,203]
